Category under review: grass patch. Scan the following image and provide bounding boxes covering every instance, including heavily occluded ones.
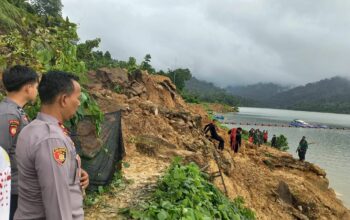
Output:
[84,162,130,208]
[122,158,255,220]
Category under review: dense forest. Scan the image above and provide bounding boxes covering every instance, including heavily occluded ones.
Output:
[224,77,350,114]
[226,83,288,103]
[184,77,255,107]
[265,77,350,114]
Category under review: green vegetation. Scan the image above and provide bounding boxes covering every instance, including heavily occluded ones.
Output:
[184,77,244,107]
[181,92,200,104]
[167,68,192,92]
[0,0,197,133]
[0,2,259,217]
[84,171,125,207]
[268,77,350,114]
[0,0,24,30]
[140,54,156,74]
[226,83,287,106]
[76,38,130,71]
[72,90,104,136]
[31,0,63,17]
[228,77,350,114]
[273,135,289,151]
[0,0,102,133]
[241,130,249,141]
[124,158,255,220]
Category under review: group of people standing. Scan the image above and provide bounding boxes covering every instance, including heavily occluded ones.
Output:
[0,65,89,220]
[204,120,310,162]
[248,128,269,147]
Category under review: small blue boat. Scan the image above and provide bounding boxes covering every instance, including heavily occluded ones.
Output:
[214,115,225,120]
[289,119,314,128]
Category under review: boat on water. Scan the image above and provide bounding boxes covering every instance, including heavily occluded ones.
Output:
[290,119,313,128]
[289,119,328,128]
[214,115,225,120]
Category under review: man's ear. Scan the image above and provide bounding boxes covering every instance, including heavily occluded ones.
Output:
[57,94,67,107]
[22,84,31,94]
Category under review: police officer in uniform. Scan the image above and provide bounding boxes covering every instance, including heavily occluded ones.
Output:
[297,136,308,161]
[0,65,39,219]
[15,71,89,220]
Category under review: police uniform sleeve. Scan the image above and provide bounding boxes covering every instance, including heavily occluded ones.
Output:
[34,138,73,220]
[0,113,20,153]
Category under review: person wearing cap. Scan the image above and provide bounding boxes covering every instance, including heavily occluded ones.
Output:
[0,65,39,219]
[14,71,89,220]
[296,136,308,161]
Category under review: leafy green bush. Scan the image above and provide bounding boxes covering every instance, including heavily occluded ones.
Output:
[181,91,200,104]
[70,89,104,136]
[241,129,249,141]
[273,135,289,151]
[0,1,104,134]
[125,158,255,220]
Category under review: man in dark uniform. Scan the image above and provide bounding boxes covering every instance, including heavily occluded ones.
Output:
[0,65,39,219]
[15,71,89,220]
[271,134,277,147]
[253,129,260,146]
[204,119,225,151]
[297,136,308,161]
[234,127,242,153]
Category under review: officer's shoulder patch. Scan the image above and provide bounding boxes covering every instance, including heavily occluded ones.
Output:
[53,147,67,165]
[9,119,20,137]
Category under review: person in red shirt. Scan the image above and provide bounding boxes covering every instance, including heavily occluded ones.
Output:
[263,130,268,143]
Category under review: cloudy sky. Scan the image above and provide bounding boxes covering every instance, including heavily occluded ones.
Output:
[62,0,350,87]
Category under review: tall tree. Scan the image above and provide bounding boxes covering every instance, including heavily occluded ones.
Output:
[140,54,155,74]
[30,0,63,16]
[77,38,101,61]
[167,68,192,91]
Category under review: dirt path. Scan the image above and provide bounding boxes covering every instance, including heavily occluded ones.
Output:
[85,153,169,220]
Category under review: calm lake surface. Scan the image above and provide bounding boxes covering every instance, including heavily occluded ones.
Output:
[223,107,350,208]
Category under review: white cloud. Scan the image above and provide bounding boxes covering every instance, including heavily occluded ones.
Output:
[62,0,350,86]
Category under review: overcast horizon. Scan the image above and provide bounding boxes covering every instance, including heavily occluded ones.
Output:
[62,0,350,87]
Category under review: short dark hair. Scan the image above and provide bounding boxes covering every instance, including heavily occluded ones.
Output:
[39,71,80,104]
[2,65,39,92]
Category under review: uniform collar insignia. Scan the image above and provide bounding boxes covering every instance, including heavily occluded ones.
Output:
[58,122,70,136]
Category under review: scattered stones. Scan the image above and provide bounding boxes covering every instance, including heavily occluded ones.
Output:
[83,67,350,220]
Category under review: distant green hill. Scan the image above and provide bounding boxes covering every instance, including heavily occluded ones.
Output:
[226,77,350,114]
[226,83,289,102]
[184,77,256,107]
[266,76,350,114]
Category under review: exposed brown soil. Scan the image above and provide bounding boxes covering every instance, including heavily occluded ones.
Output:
[84,68,350,220]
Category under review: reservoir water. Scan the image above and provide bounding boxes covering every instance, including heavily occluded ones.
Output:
[223,107,350,208]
